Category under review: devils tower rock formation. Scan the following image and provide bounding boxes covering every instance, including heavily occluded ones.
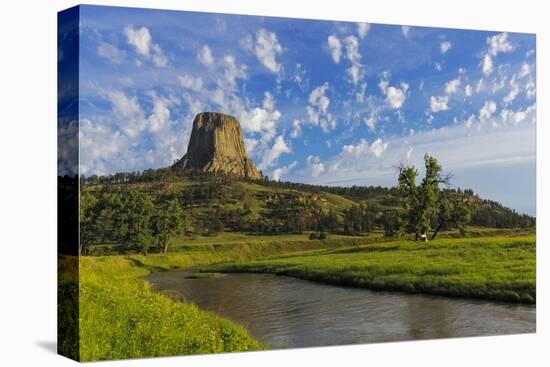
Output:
[173,112,263,179]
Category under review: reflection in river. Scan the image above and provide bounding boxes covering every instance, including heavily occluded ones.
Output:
[144,271,535,348]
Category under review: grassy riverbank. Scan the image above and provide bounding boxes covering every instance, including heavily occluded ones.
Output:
[70,231,535,361]
[77,256,264,361]
[210,235,536,303]
[74,237,366,360]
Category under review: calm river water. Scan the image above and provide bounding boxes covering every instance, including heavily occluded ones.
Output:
[144,271,535,348]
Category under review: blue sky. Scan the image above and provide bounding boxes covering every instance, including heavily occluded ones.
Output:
[75,5,536,215]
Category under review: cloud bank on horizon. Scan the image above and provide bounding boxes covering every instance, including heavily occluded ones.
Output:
[72,5,536,215]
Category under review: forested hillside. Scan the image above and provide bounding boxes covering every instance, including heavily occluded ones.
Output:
[78,168,535,255]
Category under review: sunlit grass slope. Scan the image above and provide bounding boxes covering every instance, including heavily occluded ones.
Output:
[78,256,264,361]
[211,236,536,303]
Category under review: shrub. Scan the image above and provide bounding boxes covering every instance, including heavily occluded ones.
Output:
[309,232,319,240]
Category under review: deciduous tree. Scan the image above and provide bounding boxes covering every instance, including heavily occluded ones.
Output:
[152,198,185,254]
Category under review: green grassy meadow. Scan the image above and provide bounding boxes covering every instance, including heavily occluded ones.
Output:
[210,235,536,303]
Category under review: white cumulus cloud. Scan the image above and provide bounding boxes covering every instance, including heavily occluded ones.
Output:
[147,94,172,133]
[430,96,449,113]
[242,28,283,74]
[220,55,247,91]
[178,75,203,92]
[370,138,389,158]
[272,161,298,181]
[327,35,342,63]
[344,36,361,63]
[125,26,151,55]
[239,91,281,143]
[440,41,452,54]
[97,42,125,64]
[197,45,215,66]
[479,100,497,121]
[357,22,371,39]
[104,89,146,138]
[503,77,520,104]
[79,119,129,175]
[344,36,363,84]
[488,32,514,56]
[339,138,388,160]
[124,25,167,67]
[386,86,406,109]
[290,119,302,138]
[342,138,370,158]
[356,82,367,103]
[328,34,364,84]
[481,33,514,76]
[260,135,291,169]
[363,96,384,131]
[379,74,408,109]
[500,104,536,126]
[519,63,531,78]
[306,83,336,132]
[80,89,190,175]
[329,137,389,173]
[444,78,461,95]
[525,80,536,99]
[307,155,325,177]
[482,54,493,76]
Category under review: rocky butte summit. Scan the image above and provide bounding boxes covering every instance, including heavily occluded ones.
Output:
[173,112,263,179]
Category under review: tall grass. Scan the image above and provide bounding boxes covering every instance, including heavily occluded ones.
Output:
[78,257,263,361]
[211,236,536,303]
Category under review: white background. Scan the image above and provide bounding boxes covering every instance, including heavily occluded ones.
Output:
[0,0,547,365]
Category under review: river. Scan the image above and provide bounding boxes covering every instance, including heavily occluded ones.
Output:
[144,271,535,348]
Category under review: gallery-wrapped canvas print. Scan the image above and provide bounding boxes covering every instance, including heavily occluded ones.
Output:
[58,4,536,362]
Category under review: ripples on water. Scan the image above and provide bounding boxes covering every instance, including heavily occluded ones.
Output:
[144,271,535,348]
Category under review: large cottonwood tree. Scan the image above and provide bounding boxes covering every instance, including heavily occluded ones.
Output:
[398,154,470,240]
